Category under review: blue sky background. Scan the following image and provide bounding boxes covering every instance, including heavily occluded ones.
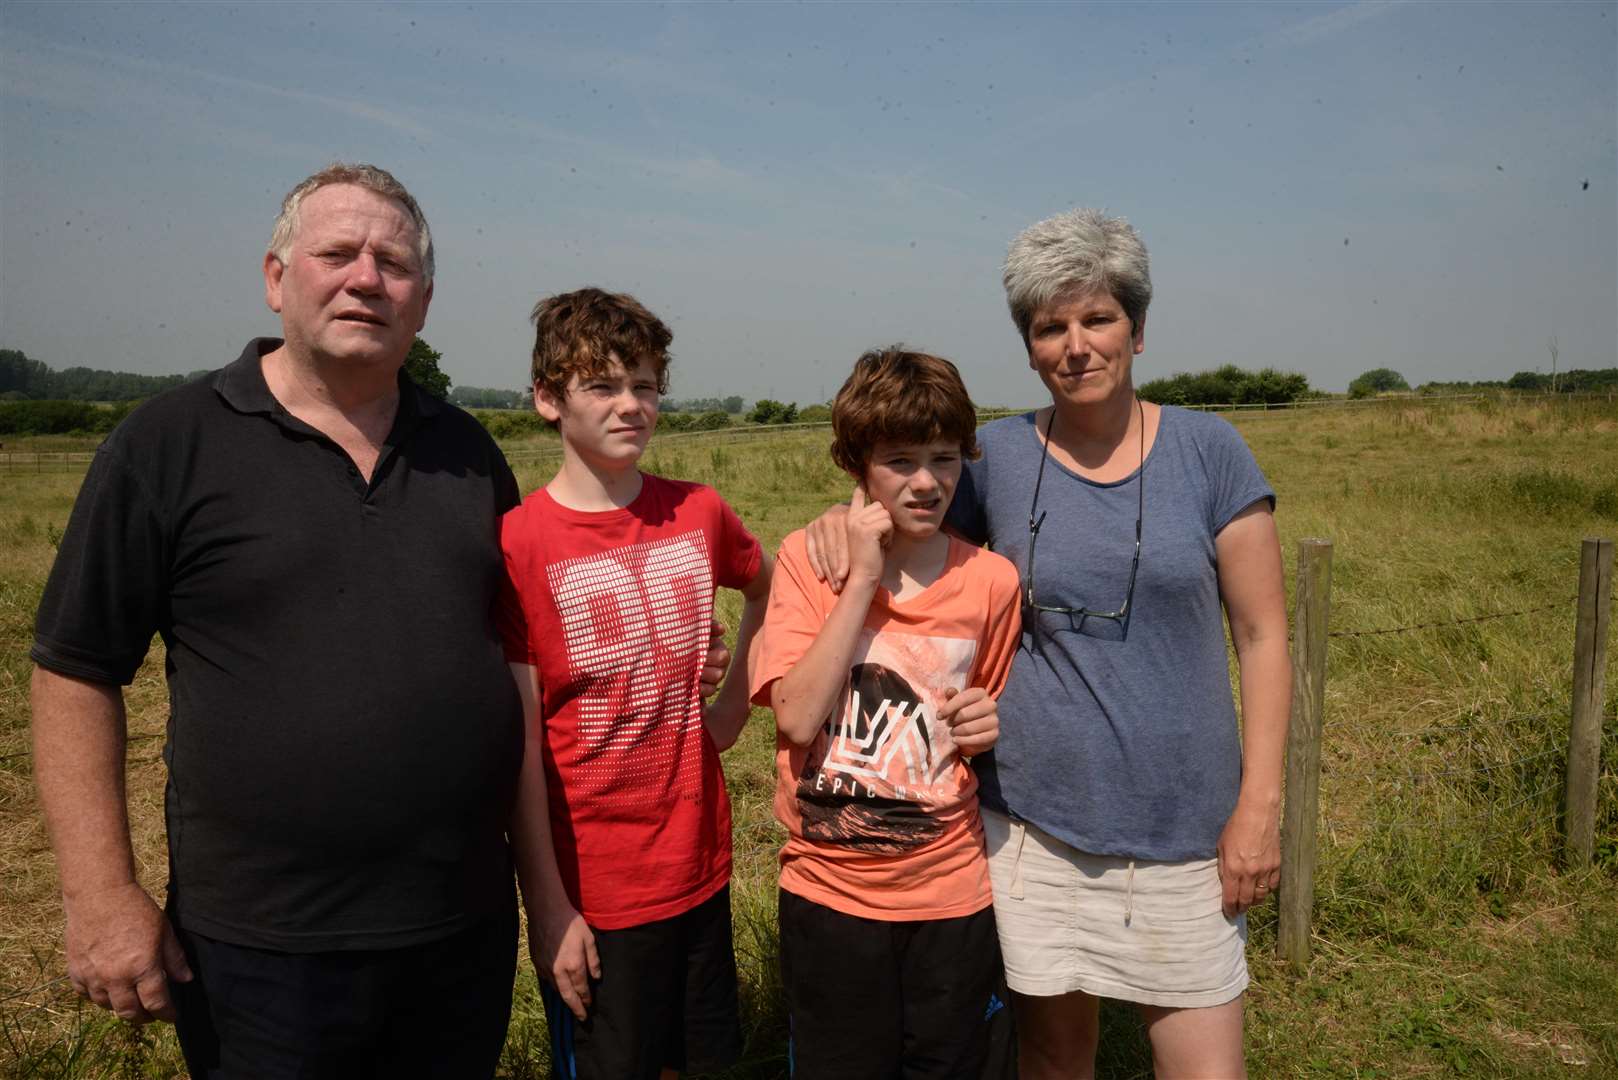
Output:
[2,1,1613,404]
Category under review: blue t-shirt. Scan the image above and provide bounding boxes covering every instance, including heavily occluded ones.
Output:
[946,405,1274,861]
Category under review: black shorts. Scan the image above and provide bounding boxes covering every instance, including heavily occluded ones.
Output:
[543,884,742,1080]
[779,889,1011,1080]
[173,910,518,1080]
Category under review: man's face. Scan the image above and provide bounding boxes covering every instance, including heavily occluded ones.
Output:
[263,183,432,373]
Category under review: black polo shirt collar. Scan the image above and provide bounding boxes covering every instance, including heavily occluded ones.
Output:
[213,338,442,437]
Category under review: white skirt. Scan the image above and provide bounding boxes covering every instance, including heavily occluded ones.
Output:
[982,808,1248,1008]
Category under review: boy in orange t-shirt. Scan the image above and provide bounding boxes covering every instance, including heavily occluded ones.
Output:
[750,347,1021,1079]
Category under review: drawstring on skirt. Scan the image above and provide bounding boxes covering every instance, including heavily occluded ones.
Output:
[1124,860,1136,926]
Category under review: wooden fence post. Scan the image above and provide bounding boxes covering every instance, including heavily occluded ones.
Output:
[1279,539,1332,969]
[1565,537,1614,866]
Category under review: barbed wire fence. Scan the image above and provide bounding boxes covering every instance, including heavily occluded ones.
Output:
[0,483,1612,1015]
[1276,536,1616,969]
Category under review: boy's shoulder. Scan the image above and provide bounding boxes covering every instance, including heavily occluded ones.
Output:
[638,470,714,502]
[501,472,751,566]
[774,526,815,567]
[948,534,1021,598]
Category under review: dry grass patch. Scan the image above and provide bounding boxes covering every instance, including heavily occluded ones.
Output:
[2,396,1614,1077]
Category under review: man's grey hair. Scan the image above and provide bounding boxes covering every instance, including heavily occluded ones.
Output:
[267,163,435,285]
[1002,209,1151,343]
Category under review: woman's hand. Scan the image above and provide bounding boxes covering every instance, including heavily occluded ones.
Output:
[844,487,892,588]
[1216,798,1281,918]
[804,500,853,592]
[939,686,998,756]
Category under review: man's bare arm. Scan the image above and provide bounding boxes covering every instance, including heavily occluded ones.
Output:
[31,666,191,1024]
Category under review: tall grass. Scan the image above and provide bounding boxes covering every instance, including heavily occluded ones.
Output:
[2,397,1614,1077]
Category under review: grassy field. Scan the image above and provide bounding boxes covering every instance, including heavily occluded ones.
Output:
[2,396,1615,1078]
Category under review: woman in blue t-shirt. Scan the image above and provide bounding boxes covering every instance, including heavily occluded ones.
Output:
[805,210,1290,1079]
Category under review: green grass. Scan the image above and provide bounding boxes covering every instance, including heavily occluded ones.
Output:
[2,397,1615,1077]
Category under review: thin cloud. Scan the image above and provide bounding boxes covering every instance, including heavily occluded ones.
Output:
[2,30,434,142]
[1271,1,1407,49]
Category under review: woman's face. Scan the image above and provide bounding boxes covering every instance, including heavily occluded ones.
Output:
[1026,288,1144,410]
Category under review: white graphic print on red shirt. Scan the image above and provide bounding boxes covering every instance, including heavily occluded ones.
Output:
[548,530,713,806]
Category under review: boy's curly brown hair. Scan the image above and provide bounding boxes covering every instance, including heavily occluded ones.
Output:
[529,287,672,405]
[830,347,981,477]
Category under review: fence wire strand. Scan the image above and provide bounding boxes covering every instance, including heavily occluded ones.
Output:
[1326,597,1574,638]
[1385,712,1561,740]
[1323,781,1564,841]
[1329,744,1565,786]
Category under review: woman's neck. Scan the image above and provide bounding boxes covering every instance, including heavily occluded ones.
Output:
[1045,386,1140,468]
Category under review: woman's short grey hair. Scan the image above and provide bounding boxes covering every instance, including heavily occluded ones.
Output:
[267,163,435,286]
[1002,209,1151,343]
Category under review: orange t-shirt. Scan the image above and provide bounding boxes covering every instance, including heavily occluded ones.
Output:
[750,529,1021,921]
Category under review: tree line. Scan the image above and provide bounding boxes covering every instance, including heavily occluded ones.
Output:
[7,338,1614,439]
[1,348,204,402]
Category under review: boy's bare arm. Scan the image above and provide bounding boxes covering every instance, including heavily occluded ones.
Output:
[506,662,600,1021]
[772,491,892,746]
[702,554,774,751]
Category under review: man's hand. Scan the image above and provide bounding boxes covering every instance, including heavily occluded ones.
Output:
[844,488,892,588]
[1216,799,1282,918]
[803,501,853,593]
[939,687,999,757]
[699,619,730,700]
[532,904,601,1021]
[64,882,192,1025]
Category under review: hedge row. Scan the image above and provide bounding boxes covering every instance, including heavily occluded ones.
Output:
[0,400,135,435]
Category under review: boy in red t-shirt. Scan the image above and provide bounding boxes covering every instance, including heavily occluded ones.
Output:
[749,347,1021,1079]
[498,287,772,1079]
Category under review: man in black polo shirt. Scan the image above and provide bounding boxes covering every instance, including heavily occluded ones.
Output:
[31,164,524,1077]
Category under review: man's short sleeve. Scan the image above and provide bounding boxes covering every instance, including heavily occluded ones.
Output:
[492,450,522,515]
[32,444,169,685]
[748,531,827,707]
[711,490,762,590]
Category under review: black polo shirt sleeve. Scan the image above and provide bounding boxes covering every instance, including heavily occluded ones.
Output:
[33,432,170,686]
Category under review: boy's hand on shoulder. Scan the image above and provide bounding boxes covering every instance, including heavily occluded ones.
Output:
[844,487,892,587]
[939,686,998,757]
[532,904,601,1021]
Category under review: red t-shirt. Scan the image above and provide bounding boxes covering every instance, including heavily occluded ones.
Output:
[749,529,1021,921]
[498,474,762,929]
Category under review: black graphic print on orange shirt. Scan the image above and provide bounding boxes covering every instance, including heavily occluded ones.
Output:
[796,662,953,853]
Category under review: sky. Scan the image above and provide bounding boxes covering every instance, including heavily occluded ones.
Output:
[1,1,1613,405]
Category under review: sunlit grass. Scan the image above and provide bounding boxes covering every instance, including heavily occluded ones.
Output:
[2,396,1614,1077]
